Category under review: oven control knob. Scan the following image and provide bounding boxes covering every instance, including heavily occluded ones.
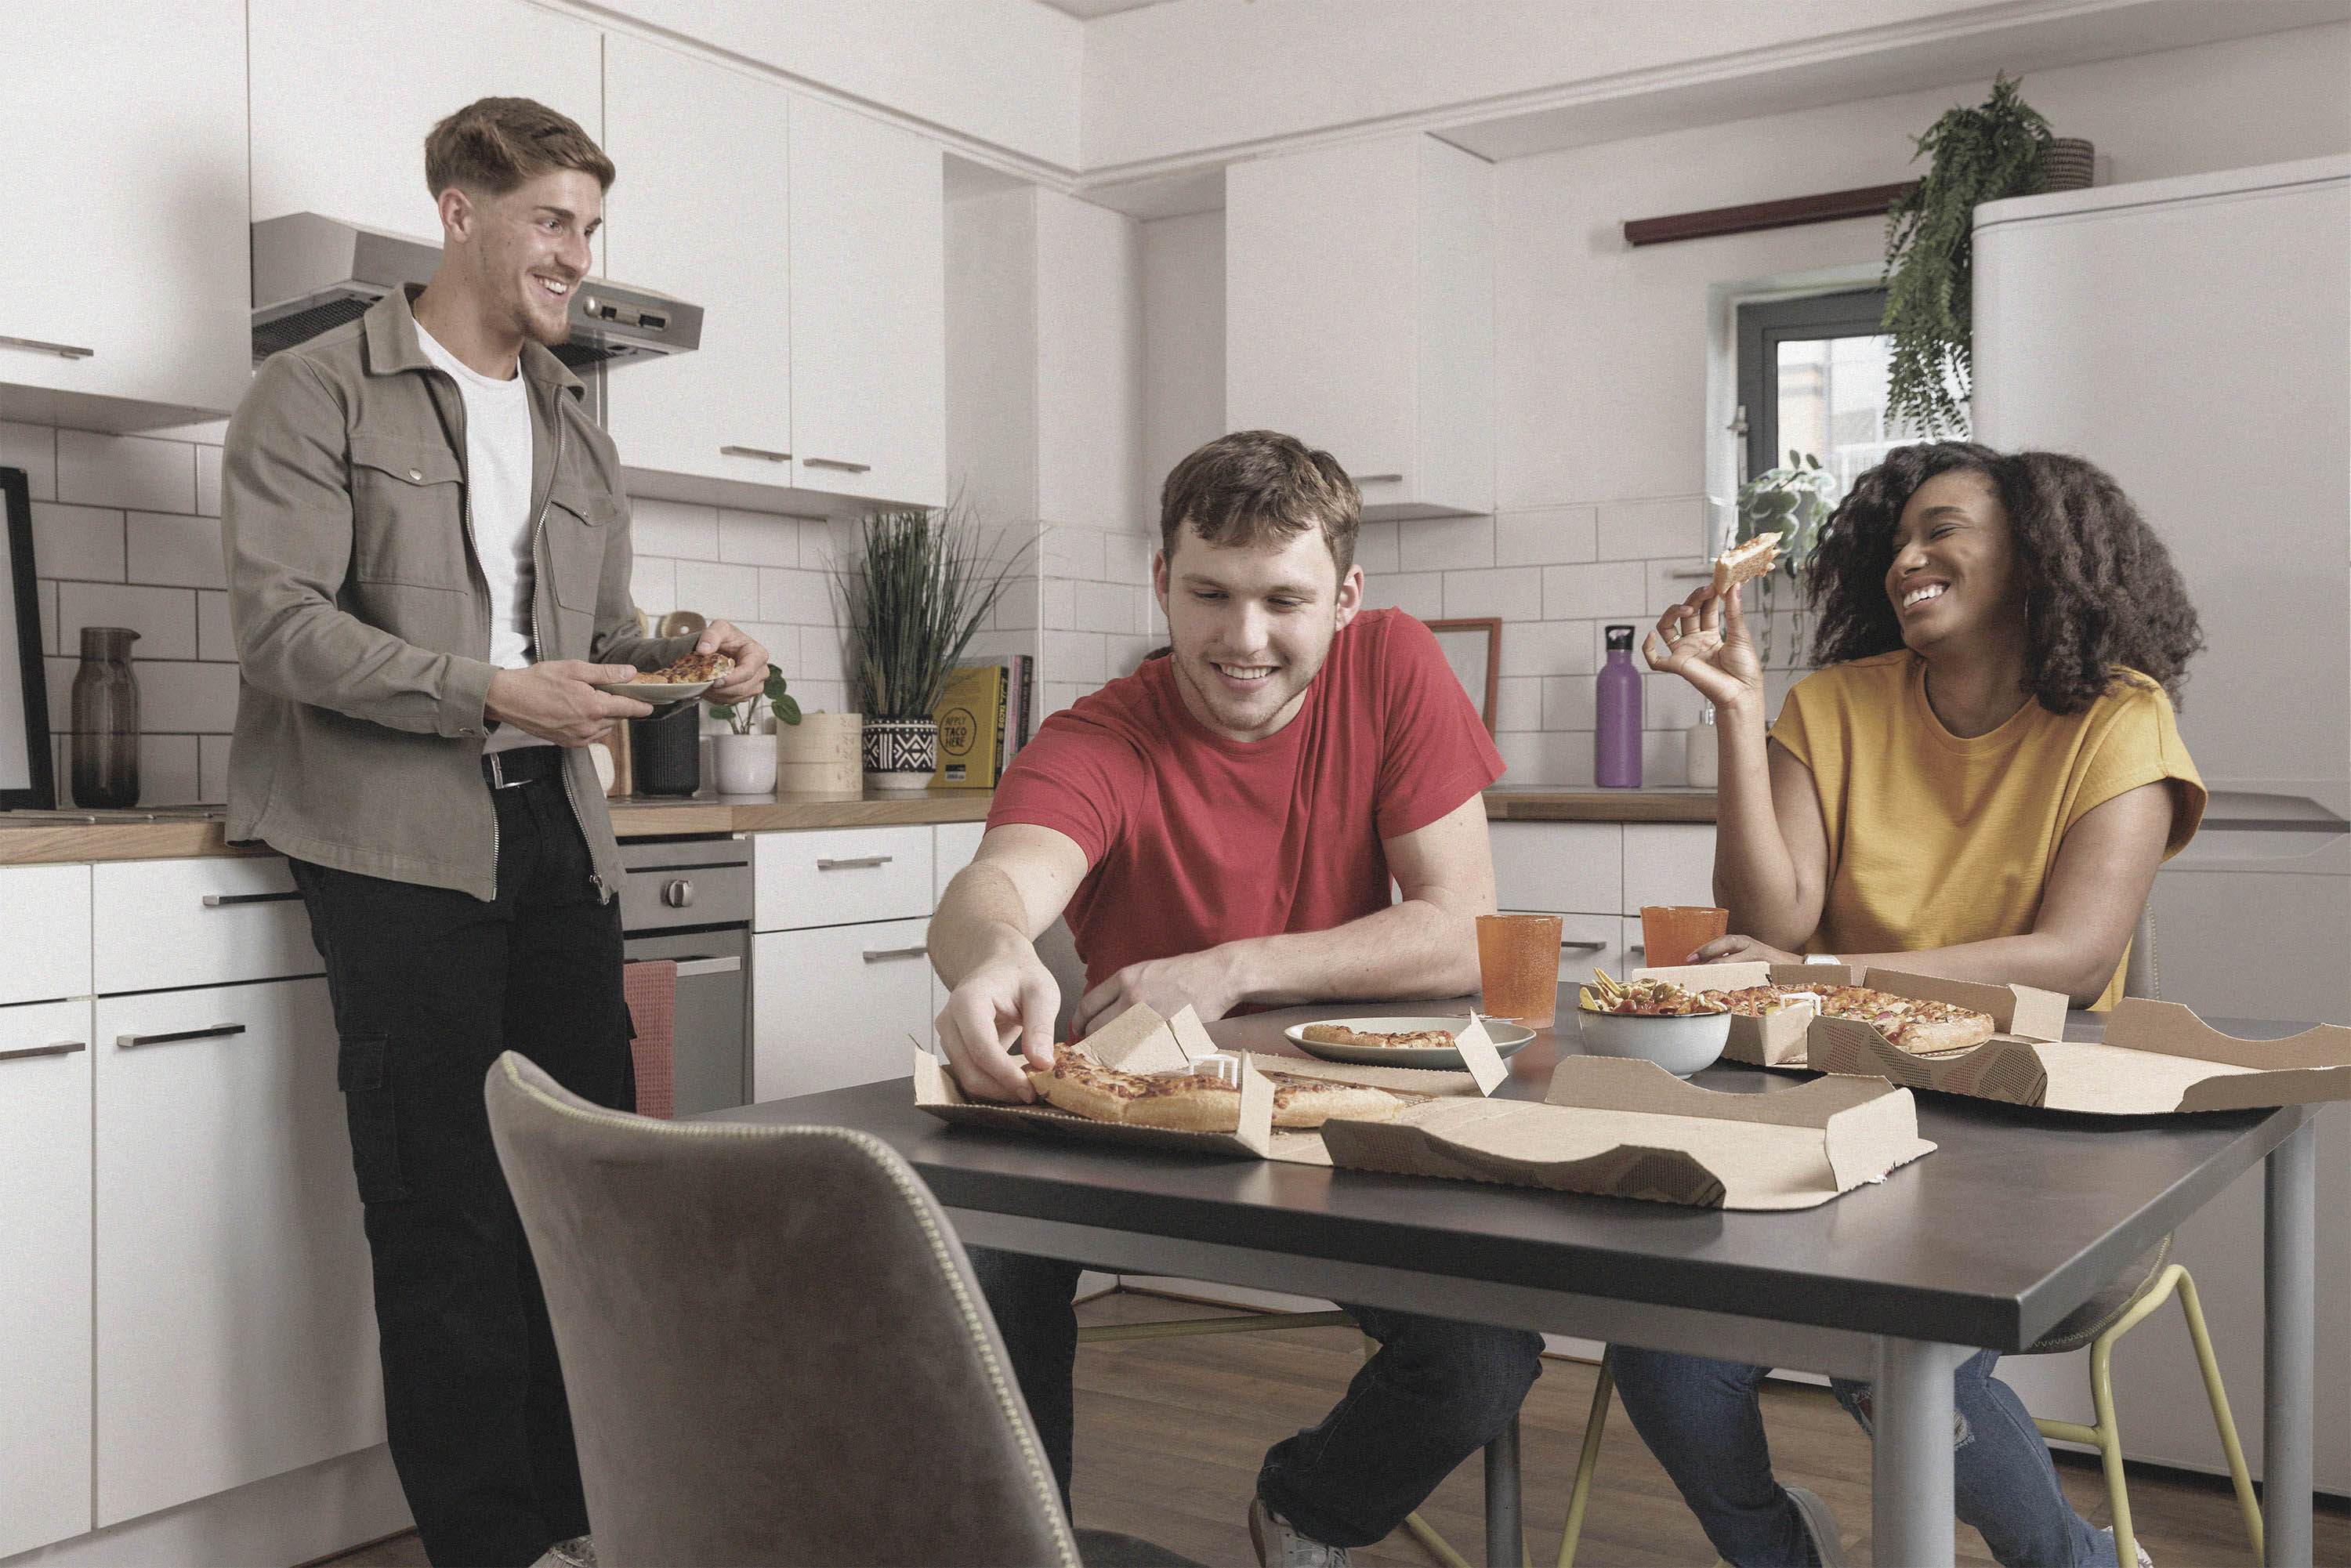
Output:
[663,878,694,908]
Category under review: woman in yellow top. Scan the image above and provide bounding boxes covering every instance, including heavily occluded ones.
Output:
[1614,443,2207,1568]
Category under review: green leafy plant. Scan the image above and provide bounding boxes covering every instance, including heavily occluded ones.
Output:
[1882,72,2054,435]
[1735,452,1838,668]
[839,504,1029,721]
[707,664,800,734]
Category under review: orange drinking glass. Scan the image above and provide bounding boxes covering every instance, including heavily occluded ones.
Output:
[1640,905,1730,969]
[1475,914,1562,1027]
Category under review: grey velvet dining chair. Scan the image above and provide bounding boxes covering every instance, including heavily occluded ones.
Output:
[484,1051,1204,1568]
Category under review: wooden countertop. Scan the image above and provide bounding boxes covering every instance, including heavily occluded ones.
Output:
[0,784,1712,866]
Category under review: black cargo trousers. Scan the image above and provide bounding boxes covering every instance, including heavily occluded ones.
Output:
[289,746,635,1568]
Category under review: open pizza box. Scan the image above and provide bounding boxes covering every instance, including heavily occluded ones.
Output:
[1631,962,2069,1067]
[1318,1056,1935,1210]
[1807,996,2351,1114]
[1239,1052,1496,1167]
[912,1003,1275,1157]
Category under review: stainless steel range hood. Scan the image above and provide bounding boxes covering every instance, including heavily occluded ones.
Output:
[250,212,703,370]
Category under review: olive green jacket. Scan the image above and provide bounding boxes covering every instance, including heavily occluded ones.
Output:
[223,286,691,900]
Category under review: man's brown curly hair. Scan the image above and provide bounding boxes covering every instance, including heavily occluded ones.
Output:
[1805,442,2203,714]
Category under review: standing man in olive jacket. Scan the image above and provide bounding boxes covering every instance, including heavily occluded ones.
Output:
[223,98,767,1568]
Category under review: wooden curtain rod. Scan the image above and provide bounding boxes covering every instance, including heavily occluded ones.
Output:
[1623,181,1918,247]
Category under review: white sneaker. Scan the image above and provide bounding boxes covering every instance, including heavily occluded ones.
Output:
[2101,1526,2155,1567]
[1783,1486,1851,1568]
[1249,1498,1350,1568]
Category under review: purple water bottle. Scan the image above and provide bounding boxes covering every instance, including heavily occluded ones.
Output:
[1596,624,1643,788]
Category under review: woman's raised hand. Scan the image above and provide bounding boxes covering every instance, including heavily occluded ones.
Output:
[1643,585,1764,712]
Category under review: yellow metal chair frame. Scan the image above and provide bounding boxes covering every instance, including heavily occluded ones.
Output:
[1076,1301,1531,1568]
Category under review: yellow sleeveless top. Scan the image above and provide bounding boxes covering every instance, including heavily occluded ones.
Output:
[1769,651,2206,1010]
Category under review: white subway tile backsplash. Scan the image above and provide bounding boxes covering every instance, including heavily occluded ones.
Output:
[672,559,761,624]
[1103,529,1156,586]
[1352,519,1400,577]
[1495,505,1596,567]
[1070,580,1139,636]
[795,625,849,687]
[994,582,1041,631]
[56,431,197,514]
[1597,496,1705,562]
[716,510,804,567]
[126,512,226,589]
[1364,571,1443,621]
[56,581,197,660]
[1107,635,1159,679]
[629,556,677,617]
[30,501,125,581]
[1642,728,1687,788]
[2,422,57,500]
[136,661,240,733]
[1444,567,1541,622]
[195,590,235,663]
[625,496,720,559]
[1542,675,1596,731]
[1042,523,1104,581]
[1398,515,1493,574]
[195,446,222,517]
[43,657,73,732]
[1043,629,1107,687]
[1497,730,1588,788]
[36,580,56,656]
[199,735,231,805]
[757,566,835,626]
[1498,618,1594,679]
[1646,558,1712,617]
[1541,560,1647,621]
[1646,675,1704,731]
[1494,675,1542,732]
[1039,578,1076,632]
[136,733,201,806]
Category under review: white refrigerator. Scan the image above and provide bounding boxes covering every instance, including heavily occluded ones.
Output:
[1971,155,2349,1494]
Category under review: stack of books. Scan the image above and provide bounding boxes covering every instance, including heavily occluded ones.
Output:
[931,654,1035,788]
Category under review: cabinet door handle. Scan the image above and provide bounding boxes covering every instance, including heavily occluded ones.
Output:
[672,956,742,977]
[117,1023,247,1049]
[202,890,302,907]
[1353,473,1404,483]
[1559,939,1607,953]
[1626,945,1645,957]
[720,445,792,462]
[0,333,95,360]
[0,1041,87,1063]
[802,457,871,474]
[815,855,892,871]
[861,946,928,963]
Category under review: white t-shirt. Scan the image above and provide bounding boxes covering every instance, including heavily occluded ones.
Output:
[414,322,542,753]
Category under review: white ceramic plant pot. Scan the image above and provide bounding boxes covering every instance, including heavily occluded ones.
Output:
[712,732,778,795]
[862,716,940,791]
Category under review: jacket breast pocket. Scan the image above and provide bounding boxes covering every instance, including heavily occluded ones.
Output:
[544,483,613,618]
[350,436,472,591]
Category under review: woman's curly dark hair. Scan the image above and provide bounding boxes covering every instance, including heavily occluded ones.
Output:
[1804,442,2204,714]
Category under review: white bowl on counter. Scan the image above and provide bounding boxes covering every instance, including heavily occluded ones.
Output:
[1573,1009,1731,1077]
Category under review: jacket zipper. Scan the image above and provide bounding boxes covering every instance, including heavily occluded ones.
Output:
[531,415,607,903]
[432,369,504,901]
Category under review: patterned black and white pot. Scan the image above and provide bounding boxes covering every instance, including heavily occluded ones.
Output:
[861,716,939,790]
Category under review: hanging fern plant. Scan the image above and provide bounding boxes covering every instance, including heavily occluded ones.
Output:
[1882,73,2054,436]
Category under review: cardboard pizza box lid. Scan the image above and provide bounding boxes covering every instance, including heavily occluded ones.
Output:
[1318,1056,1933,1210]
[1805,998,2351,1113]
[911,1002,1273,1156]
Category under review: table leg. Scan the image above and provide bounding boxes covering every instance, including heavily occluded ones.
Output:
[1872,1338,1969,1568]
[1484,1415,1523,1568]
[2264,1115,2317,1568]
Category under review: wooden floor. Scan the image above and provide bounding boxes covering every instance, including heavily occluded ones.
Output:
[323,1288,2338,1567]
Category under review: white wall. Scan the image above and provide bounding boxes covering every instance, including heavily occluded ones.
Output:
[1140,208,1226,525]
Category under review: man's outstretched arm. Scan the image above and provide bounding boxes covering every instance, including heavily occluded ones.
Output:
[928,824,1092,1103]
[1068,793,1497,1037]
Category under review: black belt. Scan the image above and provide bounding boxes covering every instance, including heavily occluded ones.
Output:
[483,746,564,789]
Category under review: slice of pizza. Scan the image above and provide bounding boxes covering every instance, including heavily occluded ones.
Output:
[1299,1023,1458,1049]
[1026,1045,1241,1131]
[1261,1072,1404,1129]
[642,649,737,684]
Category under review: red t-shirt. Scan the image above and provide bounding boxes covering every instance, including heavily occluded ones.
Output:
[987,607,1505,991]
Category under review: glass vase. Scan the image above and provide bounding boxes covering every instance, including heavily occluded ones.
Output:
[71,625,141,809]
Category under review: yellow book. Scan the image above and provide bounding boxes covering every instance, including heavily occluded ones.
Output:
[932,663,1009,788]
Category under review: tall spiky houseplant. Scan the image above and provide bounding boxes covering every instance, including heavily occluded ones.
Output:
[840,504,1027,786]
[1882,72,2054,436]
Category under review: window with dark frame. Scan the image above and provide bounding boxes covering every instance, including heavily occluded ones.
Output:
[1733,288,1946,493]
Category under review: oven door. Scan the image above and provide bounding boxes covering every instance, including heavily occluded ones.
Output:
[623,926,749,1116]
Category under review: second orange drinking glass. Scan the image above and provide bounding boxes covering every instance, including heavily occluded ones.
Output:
[1475,914,1562,1027]
[1639,905,1730,969]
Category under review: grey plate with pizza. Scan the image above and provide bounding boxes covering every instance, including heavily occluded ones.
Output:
[1284,1015,1536,1071]
[592,678,714,704]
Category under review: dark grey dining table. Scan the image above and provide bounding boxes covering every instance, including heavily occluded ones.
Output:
[710,989,2324,1568]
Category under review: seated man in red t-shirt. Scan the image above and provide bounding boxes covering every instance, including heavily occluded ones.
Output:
[929,429,1540,1567]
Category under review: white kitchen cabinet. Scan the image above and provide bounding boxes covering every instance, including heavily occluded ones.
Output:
[0,863,90,1005]
[0,1000,94,1558]
[603,36,795,491]
[93,976,382,1526]
[1491,821,1621,917]
[935,820,987,904]
[786,95,947,509]
[1226,133,1492,520]
[92,856,319,996]
[248,0,603,239]
[1623,824,1716,913]
[1540,912,1629,987]
[755,824,934,932]
[0,1,249,431]
[754,917,933,1100]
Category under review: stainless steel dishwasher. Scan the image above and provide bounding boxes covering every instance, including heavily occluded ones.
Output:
[617,835,752,1116]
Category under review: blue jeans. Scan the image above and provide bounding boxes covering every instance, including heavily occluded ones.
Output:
[966,1247,1543,1548]
[1609,1347,2113,1568]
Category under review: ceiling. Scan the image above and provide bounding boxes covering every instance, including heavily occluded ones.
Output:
[1033,0,1176,18]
